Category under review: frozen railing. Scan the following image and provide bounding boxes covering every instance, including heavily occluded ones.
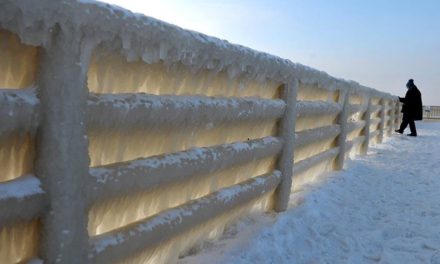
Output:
[0,0,400,263]
[424,106,440,119]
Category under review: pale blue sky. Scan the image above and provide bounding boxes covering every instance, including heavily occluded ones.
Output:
[103,0,440,104]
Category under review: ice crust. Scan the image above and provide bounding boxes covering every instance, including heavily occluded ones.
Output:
[296,100,342,117]
[87,153,277,236]
[0,0,395,99]
[293,147,340,175]
[0,88,40,136]
[0,175,43,200]
[88,93,285,129]
[90,171,281,262]
[0,1,400,263]
[0,176,43,263]
[90,136,281,187]
[0,88,39,182]
[0,29,38,88]
[295,125,341,149]
[194,123,440,264]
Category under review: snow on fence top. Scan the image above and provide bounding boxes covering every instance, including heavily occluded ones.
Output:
[0,0,394,98]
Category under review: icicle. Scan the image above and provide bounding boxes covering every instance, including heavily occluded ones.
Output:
[0,30,38,88]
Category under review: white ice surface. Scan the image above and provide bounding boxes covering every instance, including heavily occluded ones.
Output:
[0,175,43,200]
[0,0,398,99]
[179,121,440,264]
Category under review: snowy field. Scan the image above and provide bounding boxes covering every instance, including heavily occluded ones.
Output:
[179,121,440,264]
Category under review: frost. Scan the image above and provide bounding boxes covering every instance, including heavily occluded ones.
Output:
[87,93,285,129]
[184,122,440,264]
[91,171,281,259]
[89,136,281,188]
[0,0,397,98]
[295,125,341,149]
[0,87,40,136]
[0,175,44,200]
[0,1,399,263]
[296,101,342,117]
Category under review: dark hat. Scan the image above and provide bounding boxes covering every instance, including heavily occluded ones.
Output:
[406,79,416,89]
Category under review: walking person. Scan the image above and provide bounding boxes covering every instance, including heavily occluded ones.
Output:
[395,79,423,136]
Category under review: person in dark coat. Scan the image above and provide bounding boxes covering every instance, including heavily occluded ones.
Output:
[395,79,423,136]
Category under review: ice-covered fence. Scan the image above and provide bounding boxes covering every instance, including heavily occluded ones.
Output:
[424,106,440,119]
[0,0,399,263]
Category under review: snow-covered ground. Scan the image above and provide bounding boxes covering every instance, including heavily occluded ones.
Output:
[179,121,440,264]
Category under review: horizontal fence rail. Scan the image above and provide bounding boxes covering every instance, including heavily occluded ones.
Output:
[89,171,281,264]
[0,88,40,136]
[88,137,282,203]
[0,175,45,226]
[424,106,440,119]
[295,125,341,149]
[295,101,342,117]
[88,93,286,129]
[293,147,340,175]
[0,1,400,263]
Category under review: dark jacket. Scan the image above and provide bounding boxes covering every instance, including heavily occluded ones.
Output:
[399,84,423,120]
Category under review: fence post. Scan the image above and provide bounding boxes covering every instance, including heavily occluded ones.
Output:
[334,89,349,170]
[388,99,395,135]
[377,98,386,143]
[34,26,91,263]
[394,99,401,130]
[360,96,372,155]
[274,80,298,212]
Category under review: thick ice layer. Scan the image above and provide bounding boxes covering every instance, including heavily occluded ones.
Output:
[370,122,381,134]
[193,123,440,264]
[370,104,383,117]
[346,121,366,140]
[88,120,277,166]
[0,88,40,137]
[369,130,381,144]
[347,127,363,142]
[295,114,339,132]
[87,93,285,130]
[294,137,338,163]
[88,156,276,235]
[0,175,43,200]
[0,30,38,88]
[88,137,282,203]
[0,220,39,263]
[347,105,366,124]
[345,136,365,158]
[0,1,399,263]
[116,193,273,264]
[0,90,38,182]
[296,101,342,117]
[88,54,281,98]
[348,93,364,105]
[292,155,337,193]
[0,133,34,182]
[297,84,333,101]
[295,125,341,149]
[294,148,339,174]
[0,175,45,227]
[0,1,397,100]
[90,172,279,263]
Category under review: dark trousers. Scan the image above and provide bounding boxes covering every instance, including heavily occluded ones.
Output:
[399,115,417,135]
